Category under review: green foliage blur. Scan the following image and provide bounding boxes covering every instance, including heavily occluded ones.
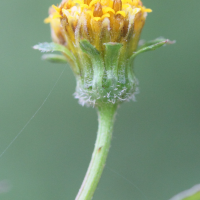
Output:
[0,0,200,199]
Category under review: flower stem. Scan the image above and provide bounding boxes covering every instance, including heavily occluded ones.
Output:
[75,104,117,200]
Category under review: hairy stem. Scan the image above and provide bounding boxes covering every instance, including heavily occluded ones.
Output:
[75,104,117,200]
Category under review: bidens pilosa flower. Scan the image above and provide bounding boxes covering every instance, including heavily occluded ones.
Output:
[35,0,170,107]
[33,2,173,199]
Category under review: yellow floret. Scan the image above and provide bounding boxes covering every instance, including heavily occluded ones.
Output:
[45,0,151,53]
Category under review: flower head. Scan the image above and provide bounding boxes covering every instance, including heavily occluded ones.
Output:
[33,0,171,107]
[45,0,151,54]
[43,0,153,106]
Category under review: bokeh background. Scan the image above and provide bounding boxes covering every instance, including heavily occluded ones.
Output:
[0,0,200,199]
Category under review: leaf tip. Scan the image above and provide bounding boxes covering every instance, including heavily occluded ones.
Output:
[165,39,176,45]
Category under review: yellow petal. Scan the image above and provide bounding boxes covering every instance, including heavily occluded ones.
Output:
[116,11,126,17]
[74,11,80,17]
[132,0,140,5]
[44,17,51,24]
[62,9,70,17]
[52,5,60,13]
[93,17,101,21]
[89,0,100,8]
[145,8,152,13]
[122,0,133,5]
[93,13,110,21]
[80,4,89,9]
[101,13,110,20]
[132,8,141,14]
[101,0,113,7]
[53,14,62,19]
[74,0,83,4]
[127,7,140,15]
[86,10,93,17]
[102,7,115,14]
[122,4,130,9]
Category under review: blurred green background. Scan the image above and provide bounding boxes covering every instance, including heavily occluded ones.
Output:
[0,0,200,199]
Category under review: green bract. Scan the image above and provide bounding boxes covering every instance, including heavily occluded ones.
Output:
[34,38,173,107]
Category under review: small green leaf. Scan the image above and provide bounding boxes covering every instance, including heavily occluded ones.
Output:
[79,39,104,89]
[170,184,200,200]
[79,40,100,56]
[33,42,75,61]
[104,42,122,85]
[138,37,173,49]
[42,54,68,63]
[130,38,175,60]
[104,43,122,68]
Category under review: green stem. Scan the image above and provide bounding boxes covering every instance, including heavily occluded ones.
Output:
[75,104,117,200]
